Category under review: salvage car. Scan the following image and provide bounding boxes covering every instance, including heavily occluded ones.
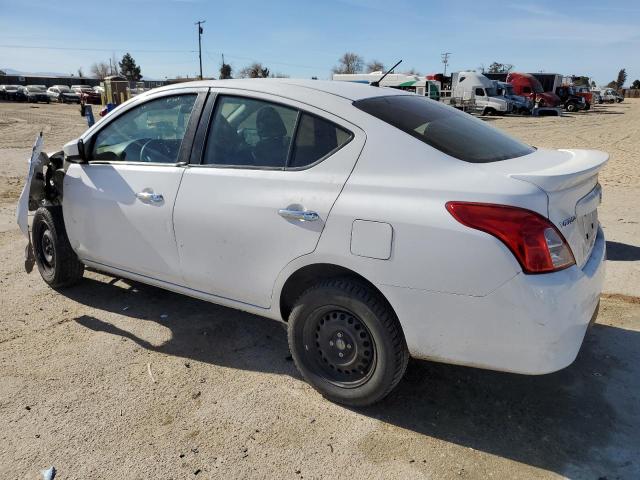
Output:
[0,84,21,101]
[21,85,51,103]
[46,85,81,104]
[17,79,607,406]
[71,84,101,104]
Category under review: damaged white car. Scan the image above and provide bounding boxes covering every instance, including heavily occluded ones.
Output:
[17,79,607,406]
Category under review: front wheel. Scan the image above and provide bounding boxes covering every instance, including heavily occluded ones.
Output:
[288,278,409,407]
[566,102,578,112]
[32,207,84,288]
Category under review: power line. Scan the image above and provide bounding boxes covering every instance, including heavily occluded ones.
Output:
[0,44,196,54]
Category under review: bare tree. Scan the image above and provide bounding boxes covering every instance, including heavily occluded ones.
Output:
[332,52,364,74]
[90,62,110,80]
[111,53,120,76]
[488,62,514,74]
[77,68,84,78]
[366,60,385,73]
[404,67,421,76]
[238,62,270,78]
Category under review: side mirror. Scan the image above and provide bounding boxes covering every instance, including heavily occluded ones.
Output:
[63,138,87,163]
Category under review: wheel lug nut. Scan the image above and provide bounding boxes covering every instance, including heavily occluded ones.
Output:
[329,341,334,347]
[347,344,352,349]
[337,332,343,338]
[338,352,344,358]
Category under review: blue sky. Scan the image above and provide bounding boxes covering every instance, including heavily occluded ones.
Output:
[1,0,639,85]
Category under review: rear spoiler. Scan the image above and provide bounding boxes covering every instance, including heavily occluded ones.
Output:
[509,149,609,192]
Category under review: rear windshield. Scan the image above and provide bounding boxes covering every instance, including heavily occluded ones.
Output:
[353,95,535,163]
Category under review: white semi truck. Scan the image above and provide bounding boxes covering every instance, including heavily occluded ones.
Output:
[332,72,441,100]
[449,71,511,115]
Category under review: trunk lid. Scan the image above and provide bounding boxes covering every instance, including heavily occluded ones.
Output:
[479,148,608,268]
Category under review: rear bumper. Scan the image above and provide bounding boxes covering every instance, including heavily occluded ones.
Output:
[380,226,606,375]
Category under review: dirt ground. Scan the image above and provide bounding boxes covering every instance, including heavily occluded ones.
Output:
[0,100,639,480]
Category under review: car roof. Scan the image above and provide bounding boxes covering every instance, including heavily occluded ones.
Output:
[150,78,409,102]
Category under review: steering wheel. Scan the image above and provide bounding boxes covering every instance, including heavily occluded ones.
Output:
[139,139,175,163]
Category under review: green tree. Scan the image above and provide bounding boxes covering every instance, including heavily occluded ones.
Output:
[332,52,364,74]
[606,80,618,88]
[616,68,627,90]
[572,76,590,86]
[632,79,640,89]
[219,62,232,79]
[119,53,142,81]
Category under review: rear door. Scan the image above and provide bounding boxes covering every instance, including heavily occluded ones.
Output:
[173,90,364,308]
[63,88,206,284]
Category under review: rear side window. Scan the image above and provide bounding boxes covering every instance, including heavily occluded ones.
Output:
[353,95,535,163]
[289,113,352,168]
[204,96,297,168]
[203,95,352,169]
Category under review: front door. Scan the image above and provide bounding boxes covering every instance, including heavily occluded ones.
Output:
[173,92,364,308]
[63,90,204,284]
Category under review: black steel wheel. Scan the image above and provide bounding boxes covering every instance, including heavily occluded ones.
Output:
[304,307,377,388]
[288,278,409,406]
[32,207,84,288]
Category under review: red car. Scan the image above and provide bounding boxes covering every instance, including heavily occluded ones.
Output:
[71,85,102,105]
[505,73,561,108]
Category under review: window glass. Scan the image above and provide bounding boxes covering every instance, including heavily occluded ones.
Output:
[522,86,532,94]
[475,88,485,96]
[289,113,352,168]
[204,96,298,168]
[353,95,535,163]
[92,94,197,163]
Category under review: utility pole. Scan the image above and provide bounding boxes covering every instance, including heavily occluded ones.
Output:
[441,52,451,76]
[195,20,206,79]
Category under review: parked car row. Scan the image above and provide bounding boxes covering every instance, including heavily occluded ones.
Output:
[0,84,104,104]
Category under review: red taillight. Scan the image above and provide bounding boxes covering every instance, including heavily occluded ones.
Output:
[446,202,575,274]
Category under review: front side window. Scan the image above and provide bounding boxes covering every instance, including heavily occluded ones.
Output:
[522,86,532,94]
[92,94,197,163]
[204,96,298,168]
[475,88,485,96]
[354,95,535,163]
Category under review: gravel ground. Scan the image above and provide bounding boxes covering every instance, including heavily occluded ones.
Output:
[0,99,639,479]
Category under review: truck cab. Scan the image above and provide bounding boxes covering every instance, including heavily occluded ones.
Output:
[555,85,587,112]
[495,81,532,114]
[506,72,561,108]
[572,85,593,109]
[450,71,511,115]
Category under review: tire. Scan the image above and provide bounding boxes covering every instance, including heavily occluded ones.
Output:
[483,108,495,116]
[566,102,577,112]
[288,278,409,407]
[32,207,84,288]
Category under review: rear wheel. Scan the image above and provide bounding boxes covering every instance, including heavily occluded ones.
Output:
[288,278,409,407]
[32,207,84,288]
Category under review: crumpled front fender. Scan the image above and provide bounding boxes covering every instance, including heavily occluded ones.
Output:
[16,133,49,240]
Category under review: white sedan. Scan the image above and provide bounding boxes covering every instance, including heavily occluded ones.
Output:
[17,79,607,406]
